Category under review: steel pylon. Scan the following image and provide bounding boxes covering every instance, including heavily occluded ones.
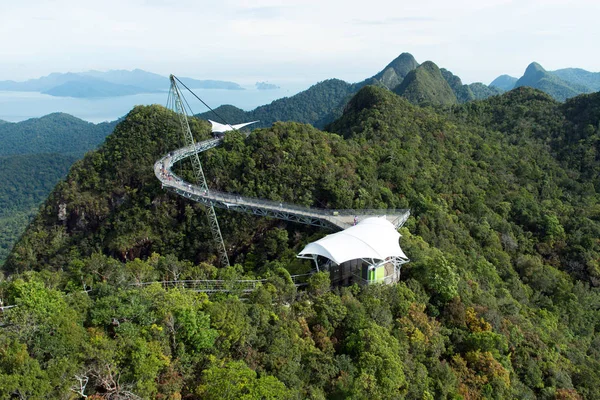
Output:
[168,75,230,267]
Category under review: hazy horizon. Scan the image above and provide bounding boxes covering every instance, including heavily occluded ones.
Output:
[0,82,311,124]
[1,0,599,86]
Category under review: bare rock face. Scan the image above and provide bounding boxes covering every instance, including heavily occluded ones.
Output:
[58,203,67,222]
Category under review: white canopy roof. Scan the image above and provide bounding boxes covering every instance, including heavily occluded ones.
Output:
[298,217,407,265]
[209,120,259,133]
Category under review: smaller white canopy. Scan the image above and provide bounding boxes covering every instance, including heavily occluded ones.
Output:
[209,120,259,133]
[298,217,407,265]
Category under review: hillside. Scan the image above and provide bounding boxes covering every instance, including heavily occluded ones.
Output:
[440,68,473,103]
[3,85,600,398]
[357,52,420,89]
[0,113,116,265]
[492,66,600,99]
[0,153,76,265]
[490,74,517,91]
[514,62,591,101]
[394,61,458,106]
[438,69,502,102]
[468,82,503,99]
[552,67,600,92]
[0,113,116,156]
[547,91,600,189]
[199,53,502,129]
[199,78,355,129]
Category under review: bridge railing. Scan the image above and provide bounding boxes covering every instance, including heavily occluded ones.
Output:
[162,168,409,221]
[134,271,316,293]
[162,173,335,218]
[135,279,264,292]
[289,272,315,286]
[155,138,410,227]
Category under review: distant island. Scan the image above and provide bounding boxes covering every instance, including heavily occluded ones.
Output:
[256,81,280,90]
[0,69,244,98]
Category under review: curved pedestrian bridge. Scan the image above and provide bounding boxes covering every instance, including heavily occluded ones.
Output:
[154,136,410,231]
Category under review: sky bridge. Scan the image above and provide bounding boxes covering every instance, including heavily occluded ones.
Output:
[154,137,410,231]
[159,75,410,281]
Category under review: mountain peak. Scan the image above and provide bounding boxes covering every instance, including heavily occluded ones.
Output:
[526,62,546,73]
[394,60,457,106]
[364,52,420,90]
[515,61,586,101]
[419,61,441,74]
[387,53,419,71]
[490,74,518,91]
[523,62,548,80]
[517,62,550,84]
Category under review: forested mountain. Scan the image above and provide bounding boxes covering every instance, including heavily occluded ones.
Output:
[3,84,600,398]
[440,68,503,103]
[0,113,117,265]
[552,68,600,92]
[491,67,600,99]
[357,52,420,89]
[512,62,593,101]
[199,79,355,129]
[198,53,501,129]
[0,153,76,265]
[0,113,116,156]
[468,82,503,100]
[440,68,471,102]
[490,74,518,91]
[394,61,458,106]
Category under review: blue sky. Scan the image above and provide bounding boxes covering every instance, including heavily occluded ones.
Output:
[1,0,598,85]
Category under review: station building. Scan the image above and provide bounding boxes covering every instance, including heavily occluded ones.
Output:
[298,217,409,285]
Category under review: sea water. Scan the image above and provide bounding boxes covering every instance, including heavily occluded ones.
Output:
[0,83,309,123]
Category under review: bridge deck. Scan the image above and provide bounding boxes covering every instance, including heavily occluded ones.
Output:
[135,273,312,293]
[155,137,410,230]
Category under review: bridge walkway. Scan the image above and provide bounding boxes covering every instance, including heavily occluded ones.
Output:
[135,272,313,293]
[154,137,410,230]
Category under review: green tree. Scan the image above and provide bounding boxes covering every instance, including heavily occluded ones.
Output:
[197,359,292,399]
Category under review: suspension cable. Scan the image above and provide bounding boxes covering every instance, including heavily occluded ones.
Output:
[173,76,235,130]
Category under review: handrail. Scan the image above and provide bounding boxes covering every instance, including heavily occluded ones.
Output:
[155,138,411,230]
[133,270,316,292]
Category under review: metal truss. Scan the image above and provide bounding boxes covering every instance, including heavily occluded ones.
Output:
[158,137,411,233]
[169,76,230,267]
[167,185,340,230]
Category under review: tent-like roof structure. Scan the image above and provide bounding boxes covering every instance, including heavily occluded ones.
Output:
[298,217,407,265]
[209,120,259,133]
